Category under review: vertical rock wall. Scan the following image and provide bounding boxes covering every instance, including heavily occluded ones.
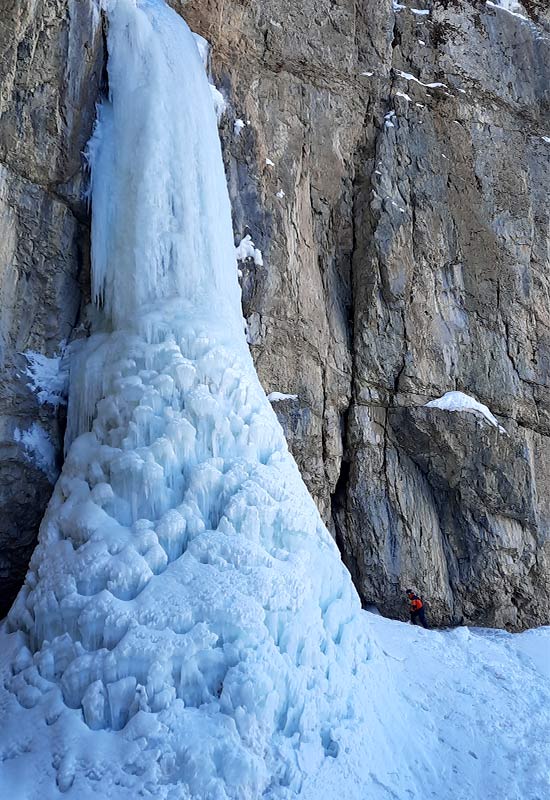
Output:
[181,0,550,629]
[0,0,103,615]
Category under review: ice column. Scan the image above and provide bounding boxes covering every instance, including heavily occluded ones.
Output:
[1,1,367,798]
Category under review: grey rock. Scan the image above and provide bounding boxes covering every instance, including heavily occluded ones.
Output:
[183,0,550,629]
[0,0,103,615]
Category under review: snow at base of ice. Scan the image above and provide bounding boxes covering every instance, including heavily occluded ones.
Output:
[425,390,507,434]
[2,612,549,800]
[299,615,550,800]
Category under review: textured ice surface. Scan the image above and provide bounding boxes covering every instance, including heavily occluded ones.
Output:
[0,1,364,797]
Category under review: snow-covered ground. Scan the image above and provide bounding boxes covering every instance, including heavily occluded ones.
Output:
[301,615,550,800]
[2,615,549,799]
[0,0,548,798]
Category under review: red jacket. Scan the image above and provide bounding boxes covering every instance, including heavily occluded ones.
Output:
[409,596,423,612]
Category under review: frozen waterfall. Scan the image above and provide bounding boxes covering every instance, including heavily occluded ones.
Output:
[0,1,365,797]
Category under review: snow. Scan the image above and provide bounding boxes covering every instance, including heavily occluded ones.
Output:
[276,189,285,199]
[395,68,448,90]
[233,118,245,136]
[13,423,58,483]
[395,90,412,102]
[486,0,529,21]
[299,615,550,800]
[393,2,430,14]
[235,234,263,266]
[542,136,550,144]
[384,110,396,128]
[23,343,69,407]
[265,157,275,166]
[425,390,507,433]
[267,392,298,403]
[1,1,548,799]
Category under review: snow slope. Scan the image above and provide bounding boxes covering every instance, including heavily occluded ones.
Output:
[301,615,550,800]
[0,1,549,799]
[2,612,549,799]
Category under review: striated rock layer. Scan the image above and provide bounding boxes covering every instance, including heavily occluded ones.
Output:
[2,0,550,629]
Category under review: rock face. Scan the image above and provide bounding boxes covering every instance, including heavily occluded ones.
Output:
[0,0,103,616]
[182,0,550,630]
[1,0,550,629]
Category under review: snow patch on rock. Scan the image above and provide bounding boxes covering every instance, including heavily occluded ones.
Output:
[267,392,298,403]
[425,390,507,434]
[235,234,263,266]
[14,423,58,482]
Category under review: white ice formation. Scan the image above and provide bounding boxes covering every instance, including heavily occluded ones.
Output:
[0,1,364,797]
[23,344,70,408]
[235,234,264,267]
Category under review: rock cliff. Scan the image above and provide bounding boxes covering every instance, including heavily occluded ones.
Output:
[0,0,103,615]
[1,0,549,629]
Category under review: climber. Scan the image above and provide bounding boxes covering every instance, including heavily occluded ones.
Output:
[406,589,429,629]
